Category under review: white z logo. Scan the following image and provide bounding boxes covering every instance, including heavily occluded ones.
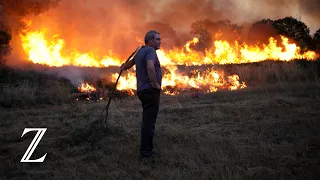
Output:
[20,128,47,163]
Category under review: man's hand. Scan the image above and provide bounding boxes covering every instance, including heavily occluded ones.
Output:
[147,60,161,90]
[120,59,135,71]
[120,63,126,71]
[152,82,161,90]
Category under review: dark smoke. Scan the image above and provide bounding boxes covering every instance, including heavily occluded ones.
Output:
[0,0,60,32]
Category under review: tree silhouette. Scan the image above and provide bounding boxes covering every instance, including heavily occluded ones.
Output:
[0,30,11,65]
[0,30,11,45]
[1,0,60,16]
[0,0,60,32]
[190,19,214,49]
[250,17,314,49]
[191,19,242,38]
[248,19,278,44]
[190,19,242,50]
[0,3,10,65]
[314,29,320,46]
[273,17,313,49]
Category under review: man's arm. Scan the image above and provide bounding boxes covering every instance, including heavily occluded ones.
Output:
[147,60,161,89]
[120,59,135,71]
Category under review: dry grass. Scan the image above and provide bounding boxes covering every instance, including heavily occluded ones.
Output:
[0,66,76,107]
[237,61,319,84]
[1,82,319,180]
[215,59,320,85]
[0,80,75,107]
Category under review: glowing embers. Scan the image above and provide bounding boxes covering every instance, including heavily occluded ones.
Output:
[76,83,103,101]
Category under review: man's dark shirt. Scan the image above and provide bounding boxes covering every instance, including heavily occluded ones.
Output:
[133,46,162,92]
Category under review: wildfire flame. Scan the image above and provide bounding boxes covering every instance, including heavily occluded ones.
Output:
[160,36,317,66]
[78,83,96,93]
[19,22,319,96]
[20,28,318,68]
[20,30,122,67]
[112,66,247,95]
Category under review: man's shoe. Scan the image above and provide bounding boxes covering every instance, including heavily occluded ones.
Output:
[140,154,151,158]
[140,151,161,159]
[150,151,161,158]
[140,151,152,158]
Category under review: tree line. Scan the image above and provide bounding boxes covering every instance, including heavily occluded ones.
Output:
[191,17,320,52]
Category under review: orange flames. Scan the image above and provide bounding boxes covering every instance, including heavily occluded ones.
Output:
[78,83,96,93]
[160,36,317,66]
[20,30,122,67]
[112,66,247,95]
[19,22,319,95]
[20,28,318,68]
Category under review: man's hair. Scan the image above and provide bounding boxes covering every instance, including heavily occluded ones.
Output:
[144,30,159,45]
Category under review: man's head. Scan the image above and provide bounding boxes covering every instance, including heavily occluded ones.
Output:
[144,30,161,50]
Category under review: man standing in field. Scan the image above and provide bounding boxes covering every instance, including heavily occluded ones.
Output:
[120,30,162,158]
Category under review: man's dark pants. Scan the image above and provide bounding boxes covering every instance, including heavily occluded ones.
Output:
[137,88,160,157]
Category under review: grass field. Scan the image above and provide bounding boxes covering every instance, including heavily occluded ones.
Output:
[1,82,319,179]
